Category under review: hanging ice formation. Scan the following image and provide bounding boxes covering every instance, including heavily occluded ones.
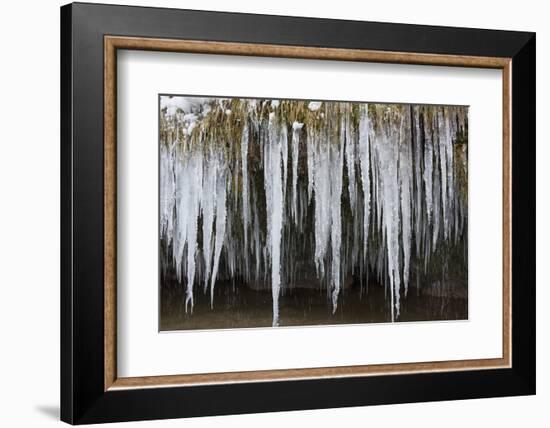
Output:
[160,97,468,325]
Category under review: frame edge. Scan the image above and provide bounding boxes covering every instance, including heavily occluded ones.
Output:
[510,32,536,394]
[60,2,74,425]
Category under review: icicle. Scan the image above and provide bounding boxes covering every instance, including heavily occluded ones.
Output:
[358,105,371,259]
[432,137,441,250]
[370,106,404,321]
[442,108,455,241]
[264,117,285,326]
[412,107,424,257]
[399,107,413,297]
[437,110,448,240]
[291,122,303,224]
[210,167,227,308]
[306,130,315,203]
[160,141,176,245]
[312,128,331,278]
[345,113,357,209]
[201,153,217,291]
[281,123,289,199]
[423,111,434,225]
[330,113,345,312]
[241,124,250,278]
[176,149,203,313]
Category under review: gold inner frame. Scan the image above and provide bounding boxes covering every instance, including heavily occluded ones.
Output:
[104,35,512,391]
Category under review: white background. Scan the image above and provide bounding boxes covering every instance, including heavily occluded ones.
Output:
[0,0,546,427]
[118,51,502,377]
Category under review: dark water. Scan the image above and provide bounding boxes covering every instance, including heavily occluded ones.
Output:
[160,280,467,331]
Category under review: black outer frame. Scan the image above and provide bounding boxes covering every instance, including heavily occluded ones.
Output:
[60,2,535,424]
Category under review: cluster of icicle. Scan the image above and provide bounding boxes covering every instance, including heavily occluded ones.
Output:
[160,97,468,326]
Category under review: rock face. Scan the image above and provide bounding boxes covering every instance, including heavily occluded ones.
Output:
[245,269,355,291]
[418,281,468,300]
[160,96,469,325]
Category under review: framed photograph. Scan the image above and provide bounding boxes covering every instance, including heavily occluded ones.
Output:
[60,2,535,424]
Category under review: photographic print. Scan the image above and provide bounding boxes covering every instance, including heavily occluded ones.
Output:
[159,95,468,331]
